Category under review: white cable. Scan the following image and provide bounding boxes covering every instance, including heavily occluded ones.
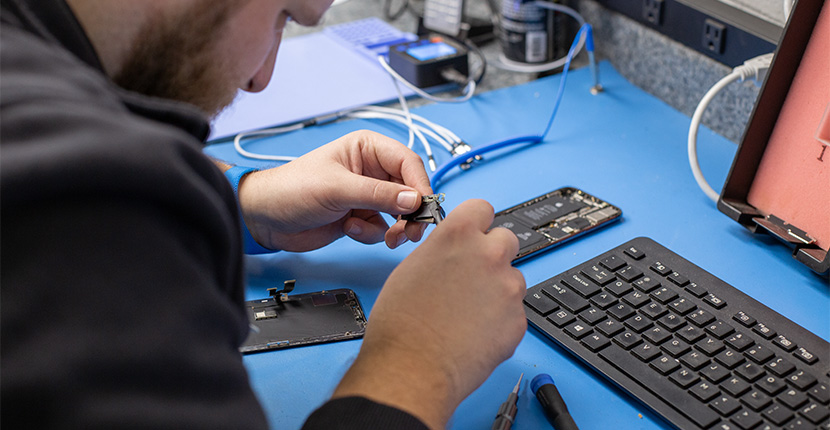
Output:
[377,55,477,103]
[490,2,587,73]
[688,53,774,203]
[233,124,305,161]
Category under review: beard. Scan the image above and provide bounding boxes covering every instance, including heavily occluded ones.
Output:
[113,3,242,118]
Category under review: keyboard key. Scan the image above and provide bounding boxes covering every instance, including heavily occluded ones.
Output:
[705,320,735,339]
[581,333,610,352]
[662,338,691,358]
[643,326,673,345]
[596,319,625,337]
[624,314,654,333]
[733,311,756,327]
[649,261,672,276]
[616,265,643,283]
[736,362,766,382]
[543,283,590,314]
[589,291,618,310]
[564,321,593,340]
[715,349,746,369]
[670,367,700,388]
[696,337,726,356]
[689,380,720,402]
[678,325,706,343]
[657,313,686,332]
[684,281,707,298]
[632,342,661,362]
[640,302,668,320]
[687,308,716,327]
[599,254,625,271]
[730,409,763,429]
[608,302,636,321]
[633,275,661,293]
[605,280,633,297]
[710,395,741,416]
[623,245,645,260]
[753,323,776,340]
[725,332,755,352]
[757,375,787,396]
[787,369,817,391]
[794,347,819,365]
[524,291,559,315]
[667,271,690,287]
[746,344,775,364]
[703,293,727,309]
[622,290,651,308]
[613,331,642,350]
[547,309,576,328]
[562,272,602,297]
[578,307,607,325]
[680,350,711,370]
[722,376,753,397]
[780,388,810,409]
[774,334,798,352]
[763,403,794,426]
[808,383,829,404]
[579,265,615,287]
[741,389,773,411]
[799,402,829,424]
[651,287,678,304]
[650,355,681,375]
[668,296,696,315]
[766,357,796,377]
[701,363,730,383]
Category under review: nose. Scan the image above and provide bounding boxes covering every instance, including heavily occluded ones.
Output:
[245,41,280,93]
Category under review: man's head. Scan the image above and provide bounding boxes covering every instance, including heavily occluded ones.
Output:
[67,0,333,117]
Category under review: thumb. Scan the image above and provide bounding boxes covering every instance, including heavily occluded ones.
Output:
[340,175,422,215]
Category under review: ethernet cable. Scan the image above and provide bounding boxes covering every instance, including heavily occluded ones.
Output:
[687,52,774,202]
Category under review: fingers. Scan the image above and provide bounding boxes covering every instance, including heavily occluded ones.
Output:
[338,175,425,216]
[356,131,433,196]
[343,211,390,245]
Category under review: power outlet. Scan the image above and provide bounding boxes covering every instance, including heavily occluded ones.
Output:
[643,0,664,25]
[702,18,726,54]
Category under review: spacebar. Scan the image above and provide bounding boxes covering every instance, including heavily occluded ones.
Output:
[598,346,719,428]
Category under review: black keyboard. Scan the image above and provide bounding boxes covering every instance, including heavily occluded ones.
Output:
[524,237,830,429]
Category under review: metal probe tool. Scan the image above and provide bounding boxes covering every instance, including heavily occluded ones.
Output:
[491,373,523,430]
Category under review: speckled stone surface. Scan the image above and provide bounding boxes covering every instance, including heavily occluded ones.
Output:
[286,0,777,143]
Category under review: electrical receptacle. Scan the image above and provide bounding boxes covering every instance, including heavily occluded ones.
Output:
[702,19,726,54]
[643,0,664,25]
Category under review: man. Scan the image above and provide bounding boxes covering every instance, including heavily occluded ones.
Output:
[0,0,527,429]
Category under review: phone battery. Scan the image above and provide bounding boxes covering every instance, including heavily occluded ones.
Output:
[511,195,586,229]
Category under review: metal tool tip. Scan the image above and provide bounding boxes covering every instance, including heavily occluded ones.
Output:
[513,373,523,393]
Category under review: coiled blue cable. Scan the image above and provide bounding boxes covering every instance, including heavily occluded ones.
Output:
[430,23,595,188]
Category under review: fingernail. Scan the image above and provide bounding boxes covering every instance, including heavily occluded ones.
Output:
[395,232,407,247]
[397,190,418,210]
[347,223,362,236]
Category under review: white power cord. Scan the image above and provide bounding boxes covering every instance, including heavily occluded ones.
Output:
[688,53,774,202]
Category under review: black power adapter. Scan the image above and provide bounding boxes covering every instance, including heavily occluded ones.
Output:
[388,36,469,88]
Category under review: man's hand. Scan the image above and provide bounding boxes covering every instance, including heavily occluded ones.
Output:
[331,199,527,429]
[236,130,433,252]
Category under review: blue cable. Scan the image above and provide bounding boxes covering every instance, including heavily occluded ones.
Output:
[430,23,595,188]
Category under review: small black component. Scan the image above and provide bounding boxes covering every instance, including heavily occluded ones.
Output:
[402,193,446,225]
[512,195,586,229]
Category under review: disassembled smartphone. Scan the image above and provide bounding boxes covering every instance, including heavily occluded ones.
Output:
[240,280,367,354]
[491,187,622,264]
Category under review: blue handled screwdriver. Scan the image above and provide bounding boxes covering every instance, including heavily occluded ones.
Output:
[492,374,523,430]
